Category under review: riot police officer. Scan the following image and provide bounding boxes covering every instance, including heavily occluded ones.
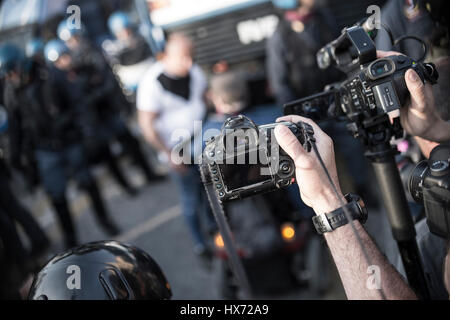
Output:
[58,19,163,187]
[0,44,50,298]
[104,11,153,68]
[5,40,120,249]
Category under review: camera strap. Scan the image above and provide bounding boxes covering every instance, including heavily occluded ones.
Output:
[201,172,253,299]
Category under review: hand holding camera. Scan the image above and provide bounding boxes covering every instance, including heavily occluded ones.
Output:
[401,67,450,143]
[274,115,345,215]
[375,50,450,143]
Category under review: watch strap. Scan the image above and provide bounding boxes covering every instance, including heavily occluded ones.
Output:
[312,194,366,235]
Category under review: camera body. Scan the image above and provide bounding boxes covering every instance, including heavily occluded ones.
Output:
[409,144,450,239]
[339,55,436,116]
[200,115,314,202]
[285,55,438,124]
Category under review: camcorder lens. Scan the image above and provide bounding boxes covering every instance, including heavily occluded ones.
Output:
[408,161,429,203]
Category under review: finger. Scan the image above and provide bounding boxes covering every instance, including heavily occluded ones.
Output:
[276,115,317,128]
[277,115,326,141]
[405,69,426,112]
[274,124,308,165]
[376,50,404,58]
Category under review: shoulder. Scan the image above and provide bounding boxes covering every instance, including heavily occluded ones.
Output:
[140,61,165,88]
[191,64,206,80]
[190,64,208,88]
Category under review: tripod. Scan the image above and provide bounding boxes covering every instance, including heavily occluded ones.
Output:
[349,113,430,299]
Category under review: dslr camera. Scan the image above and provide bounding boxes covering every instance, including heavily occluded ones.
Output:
[409,144,450,239]
[284,24,439,141]
[200,115,314,202]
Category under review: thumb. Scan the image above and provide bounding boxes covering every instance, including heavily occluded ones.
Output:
[274,124,308,166]
[405,69,426,112]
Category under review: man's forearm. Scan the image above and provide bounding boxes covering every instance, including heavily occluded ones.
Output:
[319,200,418,300]
[138,112,171,155]
[142,127,170,155]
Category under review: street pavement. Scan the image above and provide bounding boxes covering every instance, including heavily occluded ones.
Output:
[18,157,348,300]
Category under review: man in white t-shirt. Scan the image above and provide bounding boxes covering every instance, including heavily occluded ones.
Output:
[137,33,213,257]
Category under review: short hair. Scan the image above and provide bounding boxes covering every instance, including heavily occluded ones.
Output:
[210,71,249,113]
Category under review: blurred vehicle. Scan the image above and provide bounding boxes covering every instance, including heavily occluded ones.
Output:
[0,0,69,47]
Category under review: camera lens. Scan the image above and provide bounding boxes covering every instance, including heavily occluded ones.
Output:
[408,160,428,203]
[430,160,449,176]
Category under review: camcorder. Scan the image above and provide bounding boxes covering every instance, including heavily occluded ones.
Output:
[409,144,450,239]
[200,115,315,203]
[284,25,439,143]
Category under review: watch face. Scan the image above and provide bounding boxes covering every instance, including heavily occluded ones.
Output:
[345,194,368,224]
[312,214,332,235]
[355,197,368,224]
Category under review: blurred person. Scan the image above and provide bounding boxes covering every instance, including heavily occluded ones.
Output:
[5,40,120,249]
[204,70,314,216]
[0,159,50,260]
[376,0,435,61]
[58,19,163,188]
[0,208,29,300]
[276,48,450,299]
[102,11,155,104]
[58,19,138,196]
[206,71,316,297]
[392,53,450,299]
[375,1,450,298]
[21,38,47,191]
[0,45,51,299]
[67,0,111,45]
[26,38,46,69]
[104,11,153,67]
[267,0,343,106]
[137,33,212,258]
[0,44,50,258]
[267,0,377,208]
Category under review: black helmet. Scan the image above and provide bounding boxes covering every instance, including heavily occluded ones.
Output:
[0,43,28,78]
[28,241,172,300]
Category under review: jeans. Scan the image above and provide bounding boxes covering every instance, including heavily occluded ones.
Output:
[170,165,214,248]
[35,144,92,200]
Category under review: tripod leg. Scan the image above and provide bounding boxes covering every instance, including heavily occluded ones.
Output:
[371,156,430,299]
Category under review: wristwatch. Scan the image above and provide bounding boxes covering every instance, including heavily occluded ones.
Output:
[312,194,368,235]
